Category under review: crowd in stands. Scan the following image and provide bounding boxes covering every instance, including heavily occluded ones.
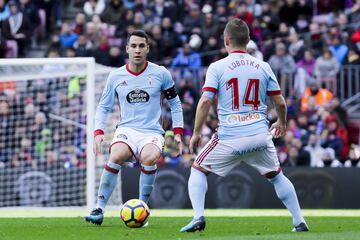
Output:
[1,0,360,169]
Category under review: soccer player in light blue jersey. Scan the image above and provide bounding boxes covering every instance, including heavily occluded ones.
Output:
[85,30,184,226]
[180,19,308,233]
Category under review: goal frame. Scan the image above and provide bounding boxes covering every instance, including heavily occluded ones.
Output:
[0,57,96,210]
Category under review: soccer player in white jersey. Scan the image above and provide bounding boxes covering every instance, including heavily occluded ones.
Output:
[180,19,308,233]
[85,30,184,225]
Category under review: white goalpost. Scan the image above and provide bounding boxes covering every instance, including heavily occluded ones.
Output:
[0,58,120,211]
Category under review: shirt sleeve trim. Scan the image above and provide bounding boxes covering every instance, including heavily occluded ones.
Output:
[267,90,281,96]
[202,87,217,93]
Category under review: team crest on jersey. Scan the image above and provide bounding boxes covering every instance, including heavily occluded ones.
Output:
[126,88,150,104]
[147,76,153,85]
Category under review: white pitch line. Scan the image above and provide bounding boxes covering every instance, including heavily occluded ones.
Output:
[0,209,359,218]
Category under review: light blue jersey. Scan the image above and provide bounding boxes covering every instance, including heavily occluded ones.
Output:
[202,51,281,140]
[95,62,183,135]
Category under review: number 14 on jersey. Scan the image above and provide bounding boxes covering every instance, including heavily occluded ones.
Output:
[226,78,260,111]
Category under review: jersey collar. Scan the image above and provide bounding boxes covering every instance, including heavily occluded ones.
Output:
[231,50,247,54]
[126,61,148,76]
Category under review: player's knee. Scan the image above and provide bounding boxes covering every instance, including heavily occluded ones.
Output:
[264,168,282,179]
[192,163,210,175]
[109,147,132,164]
[140,152,160,166]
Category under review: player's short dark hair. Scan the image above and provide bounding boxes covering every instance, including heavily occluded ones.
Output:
[127,30,149,44]
[224,19,250,47]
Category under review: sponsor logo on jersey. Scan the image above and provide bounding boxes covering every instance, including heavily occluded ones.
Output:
[226,112,262,125]
[126,88,150,103]
[232,145,267,156]
[116,134,128,140]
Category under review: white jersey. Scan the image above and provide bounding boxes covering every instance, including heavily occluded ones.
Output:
[202,50,281,140]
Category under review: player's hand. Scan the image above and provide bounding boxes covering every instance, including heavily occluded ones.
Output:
[174,133,183,155]
[189,133,201,154]
[93,135,104,156]
[269,120,286,138]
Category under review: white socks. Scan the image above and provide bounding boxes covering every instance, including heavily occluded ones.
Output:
[188,167,208,219]
[268,171,305,226]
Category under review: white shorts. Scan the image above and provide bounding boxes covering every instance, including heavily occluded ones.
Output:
[110,127,164,158]
[195,132,279,176]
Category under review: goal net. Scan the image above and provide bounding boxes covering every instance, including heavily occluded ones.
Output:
[0,58,120,210]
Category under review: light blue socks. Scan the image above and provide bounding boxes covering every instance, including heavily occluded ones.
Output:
[96,162,122,211]
[139,164,157,204]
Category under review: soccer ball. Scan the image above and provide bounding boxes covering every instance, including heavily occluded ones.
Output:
[120,199,150,228]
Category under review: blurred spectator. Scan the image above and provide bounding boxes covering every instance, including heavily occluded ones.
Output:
[163,130,181,166]
[18,0,40,47]
[83,0,105,18]
[234,1,253,26]
[35,128,52,163]
[268,42,296,75]
[201,13,219,41]
[291,138,311,166]
[0,0,10,22]
[101,0,125,25]
[282,146,299,167]
[59,22,79,48]
[314,47,340,89]
[304,134,325,167]
[72,12,86,35]
[324,114,349,160]
[92,35,110,65]
[294,50,316,97]
[330,97,347,127]
[133,12,145,30]
[183,4,202,34]
[2,1,32,57]
[301,83,333,112]
[115,9,134,38]
[279,0,300,26]
[329,33,349,64]
[178,77,199,129]
[305,22,326,57]
[107,46,125,67]
[316,147,342,167]
[296,50,316,76]
[288,33,305,62]
[34,0,63,33]
[344,144,360,167]
[171,43,202,68]
[45,34,63,57]
[151,0,175,23]
[246,40,263,60]
[11,137,34,168]
[73,34,93,57]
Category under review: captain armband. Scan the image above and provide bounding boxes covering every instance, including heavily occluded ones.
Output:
[162,85,178,100]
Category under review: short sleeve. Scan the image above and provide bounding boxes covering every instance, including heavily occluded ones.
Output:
[264,63,281,96]
[202,63,219,94]
[161,67,174,90]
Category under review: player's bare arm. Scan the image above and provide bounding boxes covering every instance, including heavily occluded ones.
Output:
[269,94,287,138]
[93,134,105,156]
[174,134,183,155]
[190,96,213,154]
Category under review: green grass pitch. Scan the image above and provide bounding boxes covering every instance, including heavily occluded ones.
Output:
[0,209,359,240]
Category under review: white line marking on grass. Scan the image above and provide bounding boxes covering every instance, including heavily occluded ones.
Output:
[0,208,359,218]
